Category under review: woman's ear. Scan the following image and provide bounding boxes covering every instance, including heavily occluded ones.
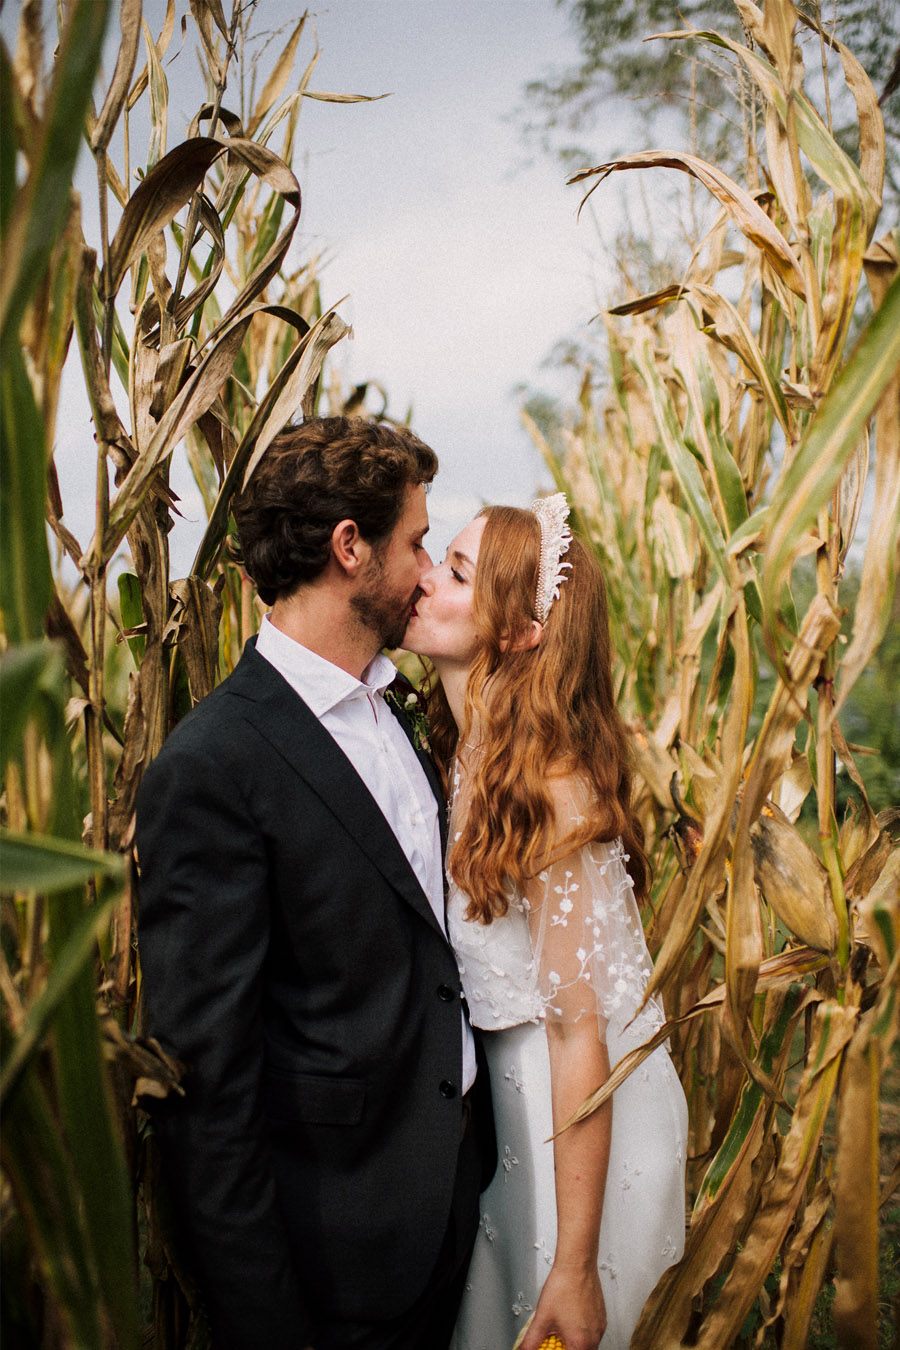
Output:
[500,620,543,653]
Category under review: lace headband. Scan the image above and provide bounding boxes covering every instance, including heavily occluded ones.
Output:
[530,492,572,622]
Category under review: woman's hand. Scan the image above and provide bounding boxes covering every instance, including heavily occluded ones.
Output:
[517,1262,606,1350]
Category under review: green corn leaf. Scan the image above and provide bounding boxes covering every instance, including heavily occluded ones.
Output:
[695,984,806,1209]
[0,642,64,778]
[0,344,53,642]
[1,891,118,1103]
[118,571,146,666]
[762,271,900,625]
[0,830,124,894]
[0,0,111,353]
[2,1061,102,1346]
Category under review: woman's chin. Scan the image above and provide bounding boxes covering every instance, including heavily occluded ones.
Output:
[399,622,427,658]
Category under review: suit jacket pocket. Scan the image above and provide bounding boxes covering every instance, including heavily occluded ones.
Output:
[263,1070,366,1126]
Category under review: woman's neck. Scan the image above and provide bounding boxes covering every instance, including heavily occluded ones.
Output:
[431,657,470,734]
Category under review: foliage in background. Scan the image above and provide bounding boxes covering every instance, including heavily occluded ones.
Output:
[523,2,899,1345]
[1,1,391,1343]
[523,0,900,202]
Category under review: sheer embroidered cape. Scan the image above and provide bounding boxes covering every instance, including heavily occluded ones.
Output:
[448,769,665,1047]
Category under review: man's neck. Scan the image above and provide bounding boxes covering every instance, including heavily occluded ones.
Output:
[268,591,380,681]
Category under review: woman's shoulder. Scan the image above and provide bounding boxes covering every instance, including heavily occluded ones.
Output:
[545,765,596,821]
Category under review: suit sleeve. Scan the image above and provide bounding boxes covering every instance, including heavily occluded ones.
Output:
[136,742,311,1348]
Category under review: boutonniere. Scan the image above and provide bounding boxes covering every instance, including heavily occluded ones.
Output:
[384,679,431,754]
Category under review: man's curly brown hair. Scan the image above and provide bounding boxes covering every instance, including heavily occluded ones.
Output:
[233,417,438,605]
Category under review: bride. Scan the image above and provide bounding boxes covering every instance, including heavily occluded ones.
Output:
[404,496,688,1350]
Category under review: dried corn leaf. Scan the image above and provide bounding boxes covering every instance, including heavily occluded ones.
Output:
[694,1000,857,1347]
[90,0,141,154]
[570,150,806,298]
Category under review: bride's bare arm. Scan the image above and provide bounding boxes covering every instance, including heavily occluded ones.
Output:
[519,776,619,1349]
[519,1019,610,1350]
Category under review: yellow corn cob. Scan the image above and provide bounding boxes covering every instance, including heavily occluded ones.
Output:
[511,1315,567,1350]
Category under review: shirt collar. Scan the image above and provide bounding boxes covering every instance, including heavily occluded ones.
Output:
[256,615,397,716]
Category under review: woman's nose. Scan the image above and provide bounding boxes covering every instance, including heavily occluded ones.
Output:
[418,561,438,591]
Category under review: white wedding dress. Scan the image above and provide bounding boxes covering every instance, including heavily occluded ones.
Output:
[448,771,688,1350]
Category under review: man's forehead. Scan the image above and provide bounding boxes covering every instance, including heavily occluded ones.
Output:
[405,482,430,532]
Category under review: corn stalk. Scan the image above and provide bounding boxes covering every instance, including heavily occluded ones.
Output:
[1,2,389,1343]
[532,3,899,1343]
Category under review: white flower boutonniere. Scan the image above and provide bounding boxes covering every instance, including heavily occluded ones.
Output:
[384,681,431,754]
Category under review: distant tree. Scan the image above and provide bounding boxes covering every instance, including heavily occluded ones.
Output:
[523,0,900,207]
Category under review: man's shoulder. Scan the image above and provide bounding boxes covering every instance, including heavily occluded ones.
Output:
[146,659,272,777]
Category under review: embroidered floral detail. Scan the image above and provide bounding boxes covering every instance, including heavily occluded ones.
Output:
[661,1234,678,1260]
[511,1292,534,1318]
[479,1212,497,1243]
[504,1065,525,1093]
[619,1159,642,1192]
[534,1237,554,1266]
[599,1257,619,1283]
[501,1145,520,1180]
[550,871,578,927]
[447,810,668,1035]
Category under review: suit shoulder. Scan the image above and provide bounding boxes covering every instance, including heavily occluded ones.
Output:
[144,673,260,780]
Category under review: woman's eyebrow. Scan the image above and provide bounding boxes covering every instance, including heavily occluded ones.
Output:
[451,550,474,568]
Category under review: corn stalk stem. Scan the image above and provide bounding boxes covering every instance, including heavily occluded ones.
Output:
[96,151,114,378]
[83,152,115,853]
[815,504,848,970]
[86,568,109,852]
[785,92,823,347]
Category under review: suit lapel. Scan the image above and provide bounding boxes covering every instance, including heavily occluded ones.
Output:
[227,642,446,940]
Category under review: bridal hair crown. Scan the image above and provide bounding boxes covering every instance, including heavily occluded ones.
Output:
[530,492,572,622]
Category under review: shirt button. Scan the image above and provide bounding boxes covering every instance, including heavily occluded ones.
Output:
[437,984,456,1002]
[439,1080,457,1099]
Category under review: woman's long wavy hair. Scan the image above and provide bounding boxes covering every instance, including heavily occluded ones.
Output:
[427,506,649,923]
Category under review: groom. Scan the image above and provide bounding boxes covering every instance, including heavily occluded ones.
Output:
[136,416,494,1350]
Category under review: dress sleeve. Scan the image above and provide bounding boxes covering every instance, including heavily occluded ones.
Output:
[522,777,664,1044]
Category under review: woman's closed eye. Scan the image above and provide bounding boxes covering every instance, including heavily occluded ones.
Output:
[442,551,467,584]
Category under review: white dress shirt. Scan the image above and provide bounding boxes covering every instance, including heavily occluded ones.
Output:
[256,616,477,1093]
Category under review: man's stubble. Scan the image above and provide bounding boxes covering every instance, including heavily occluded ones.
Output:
[350,549,418,653]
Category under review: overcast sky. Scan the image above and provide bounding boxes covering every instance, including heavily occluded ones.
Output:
[13,0,639,570]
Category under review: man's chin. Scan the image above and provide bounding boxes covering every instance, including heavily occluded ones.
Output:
[389,606,421,654]
[383,619,415,653]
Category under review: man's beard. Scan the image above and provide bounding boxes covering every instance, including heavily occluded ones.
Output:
[351,556,417,651]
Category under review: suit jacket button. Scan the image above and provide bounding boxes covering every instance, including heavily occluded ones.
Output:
[437,984,456,1002]
[439,1080,457,1099]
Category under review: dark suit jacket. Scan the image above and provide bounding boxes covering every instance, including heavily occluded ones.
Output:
[136,640,495,1348]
